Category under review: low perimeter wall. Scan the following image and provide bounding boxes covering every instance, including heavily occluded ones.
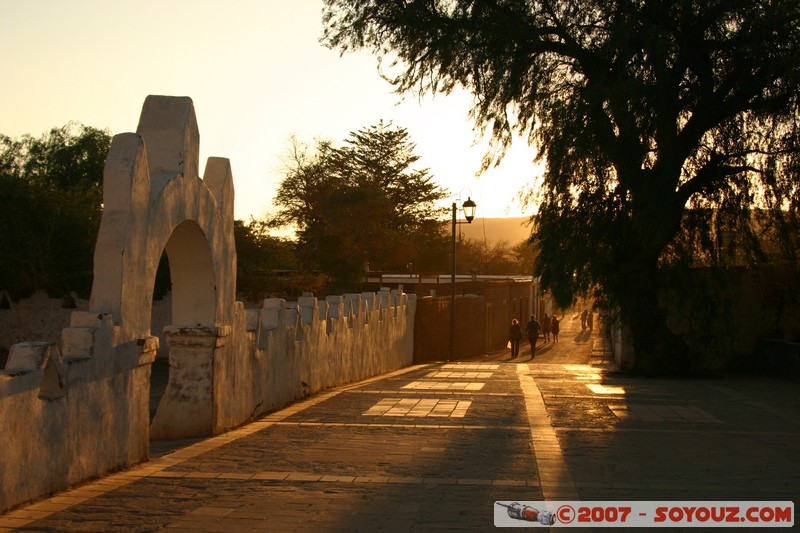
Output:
[0,290,415,513]
[0,95,418,513]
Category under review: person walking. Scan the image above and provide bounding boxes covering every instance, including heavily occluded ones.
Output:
[525,314,541,358]
[551,314,560,343]
[509,319,523,359]
[587,311,594,332]
[542,312,551,342]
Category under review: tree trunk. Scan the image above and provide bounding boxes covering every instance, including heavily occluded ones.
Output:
[616,259,691,376]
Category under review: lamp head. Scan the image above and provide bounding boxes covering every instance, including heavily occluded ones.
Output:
[462,197,477,223]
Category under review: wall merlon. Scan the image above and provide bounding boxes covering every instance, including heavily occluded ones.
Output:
[282,302,301,334]
[136,95,200,186]
[344,294,361,321]
[325,296,344,319]
[392,290,409,315]
[244,308,260,332]
[298,296,317,325]
[260,299,285,330]
[378,289,390,309]
[3,341,52,373]
[202,157,234,224]
[69,311,106,328]
[102,133,149,214]
[317,301,329,324]
[61,327,94,360]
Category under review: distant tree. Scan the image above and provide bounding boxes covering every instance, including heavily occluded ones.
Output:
[271,123,450,285]
[234,217,299,300]
[323,0,800,374]
[512,239,538,275]
[0,123,110,298]
[456,238,531,275]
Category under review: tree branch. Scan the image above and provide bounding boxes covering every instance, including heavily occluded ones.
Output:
[677,155,760,205]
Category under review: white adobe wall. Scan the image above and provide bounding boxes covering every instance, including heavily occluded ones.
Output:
[0,314,156,512]
[0,95,416,513]
[0,292,174,361]
[213,291,416,432]
[0,290,415,512]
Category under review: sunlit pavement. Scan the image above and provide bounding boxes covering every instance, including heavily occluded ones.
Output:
[1,315,797,532]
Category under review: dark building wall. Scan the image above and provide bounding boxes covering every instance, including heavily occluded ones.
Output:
[661,266,800,361]
[413,280,533,362]
[611,265,800,371]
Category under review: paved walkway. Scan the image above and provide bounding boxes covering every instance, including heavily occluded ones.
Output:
[1,314,798,531]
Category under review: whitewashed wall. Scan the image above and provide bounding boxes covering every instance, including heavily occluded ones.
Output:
[0,95,417,513]
[0,291,414,512]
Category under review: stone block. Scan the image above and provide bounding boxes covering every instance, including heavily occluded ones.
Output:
[244,308,260,332]
[137,336,160,352]
[391,289,404,305]
[379,289,391,309]
[361,292,376,312]
[61,327,94,360]
[69,311,104,328]
[344,293,362,316]
[4,341,52,372]
[298,296,317,325]
[137,336,159,366]
[163,326,229,348]
[325,296,344,319]
[260,299,285,330]
[282,303,299,326]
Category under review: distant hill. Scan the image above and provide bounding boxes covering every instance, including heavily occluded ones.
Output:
[457,217,532,246]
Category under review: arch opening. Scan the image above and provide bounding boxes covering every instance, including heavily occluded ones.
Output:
[148,251,171,426]
[165,220,215,327]
[149,219,218,442]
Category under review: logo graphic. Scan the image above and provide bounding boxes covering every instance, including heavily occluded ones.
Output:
[494,501,793,528]
[496,502,557,525]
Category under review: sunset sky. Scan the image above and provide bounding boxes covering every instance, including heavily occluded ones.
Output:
[1,0,541,222]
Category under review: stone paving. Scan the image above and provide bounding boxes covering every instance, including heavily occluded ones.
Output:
[1,313,798,531]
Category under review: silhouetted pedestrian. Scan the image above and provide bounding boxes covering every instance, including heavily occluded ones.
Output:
[587,311,594,332]
[542,313,551,342]
[525,314,541,358]
[509,319,522,358]
[551,315,560,343]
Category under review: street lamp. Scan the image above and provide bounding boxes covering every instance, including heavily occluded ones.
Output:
[451,197,477,359]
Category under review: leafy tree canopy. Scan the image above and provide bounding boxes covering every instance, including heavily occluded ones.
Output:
[457,237,536,276]
[271,122,450,285]
[234,217,300,300]
[0,123,111,298]
[322,0,800,374]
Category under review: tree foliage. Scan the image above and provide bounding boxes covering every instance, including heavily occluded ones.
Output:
[271,122,450,285]
[322,0,800,374]
[234,217,301,300]
[0,123,110,298]
[457,237,536,276]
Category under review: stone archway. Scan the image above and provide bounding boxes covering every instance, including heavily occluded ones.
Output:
[88,95,236,440]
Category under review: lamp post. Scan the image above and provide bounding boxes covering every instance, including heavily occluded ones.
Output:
[450,197,477,359]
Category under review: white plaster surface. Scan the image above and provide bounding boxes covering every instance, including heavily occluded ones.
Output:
[0,96,415,513]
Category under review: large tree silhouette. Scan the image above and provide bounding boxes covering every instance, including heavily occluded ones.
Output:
[322,0,800,374]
